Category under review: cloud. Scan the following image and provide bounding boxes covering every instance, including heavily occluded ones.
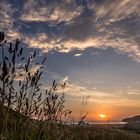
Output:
[15,64,42,81]
[23,33,50,51]
[0,1,22,40]
[61,76,69,82]
[74,53,82,57]
[21,1,140,61]
[90,0,140,23]
[0,1,14,29]
[2,0,140,62]
[6,29,22,40]
[54,80,140,108]
[39,73,140,109]
[21,0,83,23]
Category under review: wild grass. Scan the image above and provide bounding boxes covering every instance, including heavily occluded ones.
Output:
[0,31,140,140]
[0,31,71,140]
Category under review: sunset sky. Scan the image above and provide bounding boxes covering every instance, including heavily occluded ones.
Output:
[1,0,140,121]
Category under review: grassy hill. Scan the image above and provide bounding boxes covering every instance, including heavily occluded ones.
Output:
[0,106,140,140]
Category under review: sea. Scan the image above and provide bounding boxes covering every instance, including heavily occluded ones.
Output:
[64,121,127,125]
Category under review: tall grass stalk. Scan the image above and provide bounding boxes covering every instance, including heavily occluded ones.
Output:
[0,32,70,140]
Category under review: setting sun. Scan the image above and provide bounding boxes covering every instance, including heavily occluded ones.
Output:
[99,114,106,118]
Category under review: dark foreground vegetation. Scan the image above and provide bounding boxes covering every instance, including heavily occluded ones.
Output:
[0,32,140,140]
